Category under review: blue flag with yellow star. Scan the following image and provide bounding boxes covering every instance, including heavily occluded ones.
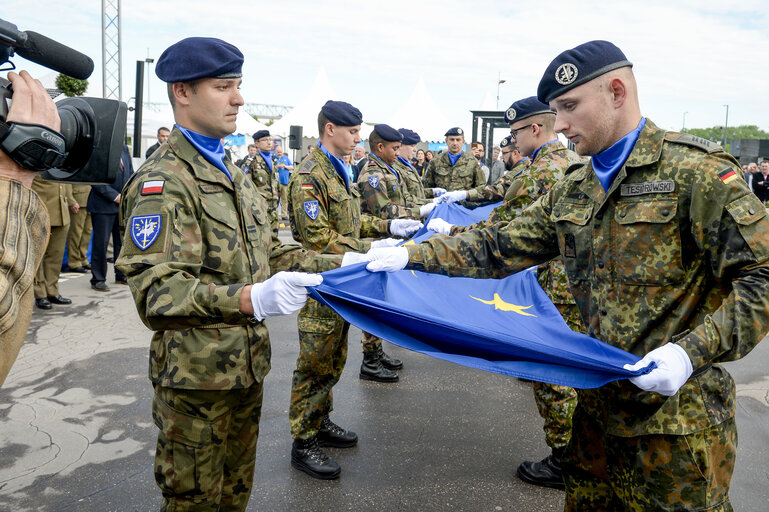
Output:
[309,265,652,389]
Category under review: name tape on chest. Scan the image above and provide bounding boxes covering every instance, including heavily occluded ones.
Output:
[141,180,165,195]
[620,180,675,196]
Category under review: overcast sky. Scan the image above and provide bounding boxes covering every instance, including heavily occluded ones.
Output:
[4,1,769,135]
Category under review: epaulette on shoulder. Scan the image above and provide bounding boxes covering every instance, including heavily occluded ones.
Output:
[665,132,723,153]
[298,157,317,174]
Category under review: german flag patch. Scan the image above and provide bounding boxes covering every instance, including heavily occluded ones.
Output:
[301,183,314,190]
[718,168,738,184]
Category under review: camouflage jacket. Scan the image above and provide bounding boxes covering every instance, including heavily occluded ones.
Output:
[394,158,430,206]
[465,156,531,203]
[288,146,390,255]
[116,128,340,390]
[422,151,486,191]
[357,155,420,219]
[248,153,279,229]
[407,119,769,437]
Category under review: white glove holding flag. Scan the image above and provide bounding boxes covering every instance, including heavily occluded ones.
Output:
[427,218,454,235]
[251,272,323,321]
[419,202,437,218]
[341,252,372,267]
[365,246,409,272]
[370,238,401,249]
[622,343,693,396]
[432,187,447,197]
[439,190,468,203]
[390,218,423,237]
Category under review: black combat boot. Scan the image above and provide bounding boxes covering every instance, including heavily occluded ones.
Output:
[516,447,565,490]
[291,437,341,480]
[359,350,399,382]
[377,345,403,370]
[317,415,358,448]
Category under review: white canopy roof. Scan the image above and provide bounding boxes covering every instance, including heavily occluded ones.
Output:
[270,67,337,138]
[386,78,454,142]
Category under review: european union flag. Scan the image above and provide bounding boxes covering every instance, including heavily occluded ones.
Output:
[310,265,652,389]
[406,201,503,244]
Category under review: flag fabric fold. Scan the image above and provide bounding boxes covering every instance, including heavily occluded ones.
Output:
[309,264,653,389]
[406,201,503,244]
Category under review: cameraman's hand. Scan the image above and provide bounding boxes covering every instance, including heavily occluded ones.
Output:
[0,71,61,188]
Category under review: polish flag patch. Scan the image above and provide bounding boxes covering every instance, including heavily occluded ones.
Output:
[141,180,165,195]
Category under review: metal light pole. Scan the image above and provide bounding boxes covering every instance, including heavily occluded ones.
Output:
[496,72,506,110]
[682,111,688,131]
[145,53,154,105]
[722,105,729,147]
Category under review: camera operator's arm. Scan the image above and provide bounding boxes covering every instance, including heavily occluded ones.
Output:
[0,70,59,386]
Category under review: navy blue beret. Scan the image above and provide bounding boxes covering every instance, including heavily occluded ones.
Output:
[445,127,464,137]
[398,128,421,145]
[537,40,632,103]
[504,96,554,125]
[156,37,243,83]
[321,100,363,126]
[500,135,514,148]
[253,130,270,140]
[373,124,403,142]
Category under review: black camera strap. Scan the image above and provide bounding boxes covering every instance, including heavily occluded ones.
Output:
[0,119,67,171]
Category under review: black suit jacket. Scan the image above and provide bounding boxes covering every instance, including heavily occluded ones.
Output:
[87,145,134,214]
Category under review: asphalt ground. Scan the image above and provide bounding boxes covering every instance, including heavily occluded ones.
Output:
[1,235,767,511]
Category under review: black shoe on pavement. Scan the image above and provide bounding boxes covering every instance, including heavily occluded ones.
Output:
[291,437,341,480]
[91,282,110,292]
[360,351,399,383]
[516,449,565,490]
[47,295,72,305]
[317,415,358,448]
[114,278,128,285]
[70,266,88,274]
[377,345,403,370]
[35,298,52,310]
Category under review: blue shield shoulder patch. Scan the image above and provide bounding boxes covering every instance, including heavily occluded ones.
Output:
[130,215,162,250]
[303,200,320,220]
[368,175,380,188]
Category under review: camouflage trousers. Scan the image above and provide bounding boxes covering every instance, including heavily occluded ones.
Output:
[532,303,582,450]
[152,384,263,512]
[289,298,349,439]
[564,406,736,511]
[361,331,383,353]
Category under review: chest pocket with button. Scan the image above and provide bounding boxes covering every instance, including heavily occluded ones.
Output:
[551,202,593,282]
[613,197,683,285]
[328,184,355,236]
[199,190,239,276]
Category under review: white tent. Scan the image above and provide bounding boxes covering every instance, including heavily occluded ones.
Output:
[270,67,337,138]
[386,78,453,142]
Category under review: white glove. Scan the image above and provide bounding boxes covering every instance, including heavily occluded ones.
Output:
[341,252,372,267]
[419,202,437,218]
[439,190,468,203]
[427,218,454,235]
[250,272,323,322]
[390,218,423,237]
[432,187,447,196]
[370,238,401,248]
[623,343,693,396]
[365,246,409,272]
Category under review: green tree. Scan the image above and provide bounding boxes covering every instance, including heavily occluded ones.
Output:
[55,74,88,97]
[684,125,769,142]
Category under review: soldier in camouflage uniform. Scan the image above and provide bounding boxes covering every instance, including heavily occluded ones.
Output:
[287,102,422,480]
[115,38,340,512]
[422,127,486,191]
[357,124,436,221]
[248,129,279,232]
[366,40,769,511]
[394,128,445,204]
[431,98,585,490]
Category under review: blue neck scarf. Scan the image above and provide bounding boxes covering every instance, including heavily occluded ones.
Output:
[318,142,351,190]
[259,150,274,172]
[448,151,462,166]
[397,156,416,171]
[369,153,400,181]
[531,139,559,163]
[176,124,232,181]
[592,117,647,191]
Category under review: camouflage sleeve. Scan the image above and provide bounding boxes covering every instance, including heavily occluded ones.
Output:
[472,164,486,188]
[466,179,507,202]
[116,170,248,330]
[424,187,436,199]
[407,192,559,278]
[360,213,390,239]
[675,155,769,368]
[358,168,419,220]
[268,236,341,274]
[287,172,371,254]
[422,161,436,189]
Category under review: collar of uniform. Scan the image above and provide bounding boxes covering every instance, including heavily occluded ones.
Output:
[622,118,664,168]
[167,127,234,190]
[440,151,468,166]
[312,146,347,187]
[530,139,564,165]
